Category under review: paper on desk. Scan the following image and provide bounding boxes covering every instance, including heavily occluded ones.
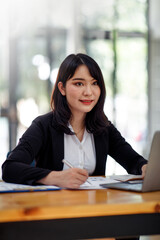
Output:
[79,176,119,189]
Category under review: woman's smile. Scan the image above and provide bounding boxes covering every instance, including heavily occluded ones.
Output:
[79,99,94,105]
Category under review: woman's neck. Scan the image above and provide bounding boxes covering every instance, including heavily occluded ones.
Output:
[70,114,86,141]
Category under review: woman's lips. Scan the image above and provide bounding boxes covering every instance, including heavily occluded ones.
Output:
[80,100,93,105]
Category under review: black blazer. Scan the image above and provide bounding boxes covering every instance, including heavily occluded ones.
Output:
[2,112,147,185]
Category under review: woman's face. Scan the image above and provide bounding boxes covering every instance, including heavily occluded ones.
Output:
[58,65,101,118]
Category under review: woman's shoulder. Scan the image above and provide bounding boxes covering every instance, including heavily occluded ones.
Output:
[34,111,53,121]
[101,120,115,133]
[32,111,55,128]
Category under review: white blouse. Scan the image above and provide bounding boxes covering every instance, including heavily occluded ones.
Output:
[63,125,96,175]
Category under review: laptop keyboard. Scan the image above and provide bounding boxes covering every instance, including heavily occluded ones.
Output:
[100,182,143,192]
[123,183,142,191]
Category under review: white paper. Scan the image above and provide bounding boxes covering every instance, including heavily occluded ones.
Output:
[79,176,119,189]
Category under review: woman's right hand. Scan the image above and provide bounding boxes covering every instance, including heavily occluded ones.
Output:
[37,168,89,189]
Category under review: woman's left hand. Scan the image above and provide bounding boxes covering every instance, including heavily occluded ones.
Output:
[141,164,147,178]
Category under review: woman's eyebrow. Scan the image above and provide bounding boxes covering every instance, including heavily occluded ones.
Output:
[72,78,85,81]
[72,77,95,81]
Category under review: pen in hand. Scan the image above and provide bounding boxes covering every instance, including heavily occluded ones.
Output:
[62,159,74,169]
[62,159,91,185]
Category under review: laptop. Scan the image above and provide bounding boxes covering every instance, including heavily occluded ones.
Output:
[100,131,160,192]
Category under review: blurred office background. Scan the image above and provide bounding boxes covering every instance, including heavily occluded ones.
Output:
[0,0,160,177]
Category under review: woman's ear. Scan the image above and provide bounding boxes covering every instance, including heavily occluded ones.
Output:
[58,82,66,96]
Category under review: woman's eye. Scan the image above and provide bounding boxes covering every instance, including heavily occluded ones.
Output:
[75,82,83,86]
[93,81,98,85]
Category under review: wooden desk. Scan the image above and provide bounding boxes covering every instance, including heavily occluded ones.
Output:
[0,189,160,239]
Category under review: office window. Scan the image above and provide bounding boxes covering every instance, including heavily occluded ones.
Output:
[80,0,148,174]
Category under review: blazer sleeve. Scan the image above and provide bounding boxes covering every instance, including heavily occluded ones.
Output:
[2,118,51,185]
[108,123,147,175]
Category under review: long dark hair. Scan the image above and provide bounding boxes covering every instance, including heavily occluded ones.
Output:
[51,53,109,135]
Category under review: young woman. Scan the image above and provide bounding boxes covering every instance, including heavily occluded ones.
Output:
[2,53,147,189]
[2,53,146,240]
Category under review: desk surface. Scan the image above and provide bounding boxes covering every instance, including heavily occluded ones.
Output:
[0,188,160,223]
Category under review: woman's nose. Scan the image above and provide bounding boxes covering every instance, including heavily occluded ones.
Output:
[83,85,92,95]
